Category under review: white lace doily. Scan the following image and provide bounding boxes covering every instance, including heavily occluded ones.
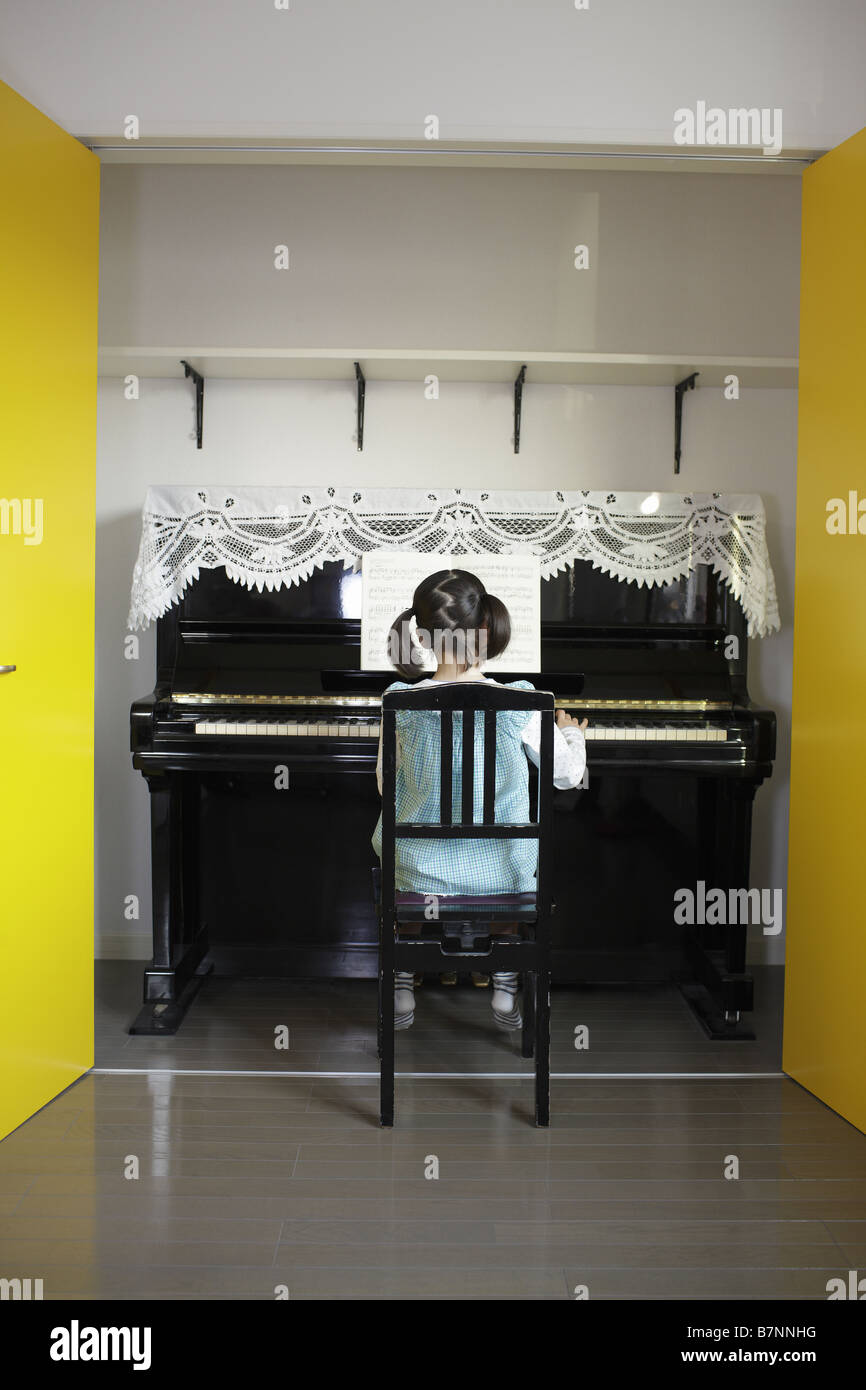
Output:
[128,485,780,638]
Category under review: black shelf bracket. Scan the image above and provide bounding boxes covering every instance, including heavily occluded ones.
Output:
[354,361,366,451]
[514,364,527,454]
[180,360,204,450]
[674,371,698,474]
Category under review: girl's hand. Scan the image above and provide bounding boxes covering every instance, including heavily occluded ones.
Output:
[556,710,589,732]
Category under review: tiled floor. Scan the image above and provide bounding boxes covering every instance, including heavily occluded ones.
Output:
[95,961,785,1074]
[1,1072,864,1299]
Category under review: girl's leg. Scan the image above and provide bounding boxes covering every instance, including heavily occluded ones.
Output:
[394,923,419,1028]
[394,970,415,1028]
[490,921,522,1028]
[490,971,522,1027]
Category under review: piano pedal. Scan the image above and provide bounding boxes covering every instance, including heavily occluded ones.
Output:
[438,971,456,986]
[471,972,491,987]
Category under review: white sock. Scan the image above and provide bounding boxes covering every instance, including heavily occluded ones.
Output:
[491,971,521,1025]
[394,971,415,1027]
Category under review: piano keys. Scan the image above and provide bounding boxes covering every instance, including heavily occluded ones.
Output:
[185,712,732,745]
[130,560,776,1037]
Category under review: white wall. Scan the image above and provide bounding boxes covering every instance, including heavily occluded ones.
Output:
[95,163,797,965]
[2,0,865,153]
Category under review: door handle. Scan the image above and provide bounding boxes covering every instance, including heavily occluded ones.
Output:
[0,665,16,674]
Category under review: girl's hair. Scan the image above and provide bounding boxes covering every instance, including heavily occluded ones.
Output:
[386,568,511,681]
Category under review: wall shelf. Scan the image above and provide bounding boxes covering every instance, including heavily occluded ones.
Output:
[99,346,797,460]
[98,346,798,389]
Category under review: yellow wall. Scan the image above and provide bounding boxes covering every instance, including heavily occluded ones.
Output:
[0,82,99,1136]
[784,126,866,1131]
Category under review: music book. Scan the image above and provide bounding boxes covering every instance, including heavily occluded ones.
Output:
[360,550,541,673]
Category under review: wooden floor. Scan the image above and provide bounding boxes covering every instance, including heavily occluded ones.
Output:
[1,1072,865,1300]
[0,964,864,1300]
[95,961,785,1074]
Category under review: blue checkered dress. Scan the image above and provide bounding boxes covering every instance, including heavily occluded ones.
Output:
[371,679,539,895]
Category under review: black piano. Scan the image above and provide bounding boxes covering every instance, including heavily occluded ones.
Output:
[130,560,775,1037]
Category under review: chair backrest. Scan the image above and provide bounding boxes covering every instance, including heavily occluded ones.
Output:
[379,683,555,922]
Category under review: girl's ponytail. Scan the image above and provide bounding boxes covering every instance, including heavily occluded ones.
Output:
[385,606,427,682]
[480,591,511,663]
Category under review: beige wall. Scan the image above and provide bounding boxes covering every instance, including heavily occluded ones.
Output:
[98,164,800,355]
[95,163,798,965]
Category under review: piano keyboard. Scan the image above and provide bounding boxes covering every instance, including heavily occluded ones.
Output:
[195,718,379,737]
[193,717,731,743]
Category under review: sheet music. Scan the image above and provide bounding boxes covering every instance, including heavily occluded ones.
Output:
[360,551,540,673]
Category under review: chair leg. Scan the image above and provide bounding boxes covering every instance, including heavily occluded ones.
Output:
[380,937,395,1127]
[534,968,550,1127]
[521,971,535,1059]
[376,960,383,1062]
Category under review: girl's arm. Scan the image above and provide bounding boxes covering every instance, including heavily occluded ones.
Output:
[521,710,587,789]
[375,720,384,795]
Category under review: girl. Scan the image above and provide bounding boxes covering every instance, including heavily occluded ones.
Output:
[372,568,587,1031]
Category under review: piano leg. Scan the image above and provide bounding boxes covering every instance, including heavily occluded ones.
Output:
[680,778,757,1040]
[130,771,212,1035]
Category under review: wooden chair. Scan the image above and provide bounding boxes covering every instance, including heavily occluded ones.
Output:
[374,683,556,1127]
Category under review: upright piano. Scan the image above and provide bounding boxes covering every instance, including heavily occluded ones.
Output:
[130,560,776,1036]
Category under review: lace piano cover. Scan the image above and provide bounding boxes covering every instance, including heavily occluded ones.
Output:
[128,485,781,638]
